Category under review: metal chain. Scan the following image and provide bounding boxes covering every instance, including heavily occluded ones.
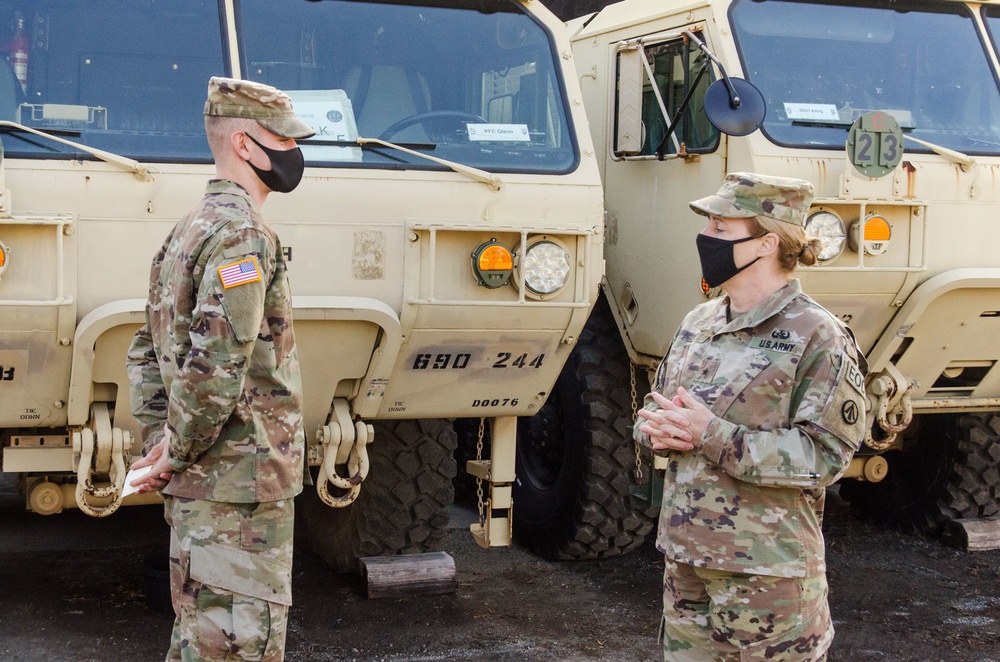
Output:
[475,417,486,526]
[629,361,643,480]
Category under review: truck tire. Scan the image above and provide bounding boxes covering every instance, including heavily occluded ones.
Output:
[841,413,1000,534]
[300,418,457,573]
[512,295,658,559]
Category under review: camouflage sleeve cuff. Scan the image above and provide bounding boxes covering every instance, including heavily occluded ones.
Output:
[698,415,734,466]
[632,402,660,449]
[167,456,192,472]
[141,429,164,456]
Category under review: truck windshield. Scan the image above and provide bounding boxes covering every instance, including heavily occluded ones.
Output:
[730,0,1000,155]
[0,0,577,174]
[0,0,224,160]
[237,0,577,174]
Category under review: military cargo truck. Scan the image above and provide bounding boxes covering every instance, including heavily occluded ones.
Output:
[0,0,604,571]
[504,0,1000,559]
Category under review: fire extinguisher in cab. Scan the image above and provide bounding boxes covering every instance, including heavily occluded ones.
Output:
[2,11,28,95]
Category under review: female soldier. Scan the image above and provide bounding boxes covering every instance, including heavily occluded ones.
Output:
[635,172,867,661]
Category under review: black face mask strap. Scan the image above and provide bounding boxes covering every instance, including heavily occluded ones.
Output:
[245,132,274,164]
[242,131,304,194]
[728,232,768,275]
[733,232,768,246]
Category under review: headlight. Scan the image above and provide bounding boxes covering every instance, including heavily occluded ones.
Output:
[517,237,571,296]
[804,211,846,262]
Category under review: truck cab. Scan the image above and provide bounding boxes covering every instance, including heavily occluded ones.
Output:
[0,0,604,569]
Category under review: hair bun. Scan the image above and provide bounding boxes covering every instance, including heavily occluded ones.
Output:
[798,238,823,267]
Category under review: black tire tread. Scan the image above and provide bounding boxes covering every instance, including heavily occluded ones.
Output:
[843,412,1000,536]
[516,295,658,560]
[301,418,457,573]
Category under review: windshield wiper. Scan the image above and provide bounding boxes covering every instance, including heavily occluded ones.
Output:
[357,136,503,191]
[0,124,81,137]
[307,138,437,151]
[903,135,975,169]
[0,120,152,180]
[303,136,502,190]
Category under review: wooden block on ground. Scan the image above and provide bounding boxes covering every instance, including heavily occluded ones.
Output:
[358,551,457,599]
[945,517,1000,551]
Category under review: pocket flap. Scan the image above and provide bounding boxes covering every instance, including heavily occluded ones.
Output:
[190,542,292,606]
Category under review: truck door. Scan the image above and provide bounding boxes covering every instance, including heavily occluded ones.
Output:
[604,28,727,359]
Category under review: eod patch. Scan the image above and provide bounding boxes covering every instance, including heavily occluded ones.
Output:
[819,353,867,446]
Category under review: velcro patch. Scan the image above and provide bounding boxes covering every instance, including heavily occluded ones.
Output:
[218,257,261,289]
[819,355,867,447]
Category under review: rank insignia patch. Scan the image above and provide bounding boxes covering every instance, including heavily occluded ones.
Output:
[218,257,261,289]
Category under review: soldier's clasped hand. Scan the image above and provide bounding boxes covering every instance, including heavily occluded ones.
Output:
[636,388,714,452]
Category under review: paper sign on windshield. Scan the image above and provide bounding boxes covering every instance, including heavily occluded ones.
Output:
[784,103,839,121]
[288,89,363,162]
[467,124,530,142]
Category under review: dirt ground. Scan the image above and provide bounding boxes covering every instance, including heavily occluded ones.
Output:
[1,483,999,662]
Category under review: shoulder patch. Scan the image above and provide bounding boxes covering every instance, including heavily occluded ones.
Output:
[218,257,261,289]
[818,353,867,448]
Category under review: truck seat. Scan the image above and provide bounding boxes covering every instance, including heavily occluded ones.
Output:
[341,64,431,142]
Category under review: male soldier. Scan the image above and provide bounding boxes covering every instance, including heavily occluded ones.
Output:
[127,77,315,661]
[635,173,867,661]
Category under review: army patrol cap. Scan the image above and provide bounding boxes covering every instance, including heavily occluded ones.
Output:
[204,76,316,140]
[689,172,815,226]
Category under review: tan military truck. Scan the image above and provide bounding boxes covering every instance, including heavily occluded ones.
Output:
[0,0,604,571]
[501,0,1000,559]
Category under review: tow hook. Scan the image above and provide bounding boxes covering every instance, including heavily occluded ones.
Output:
[866,366,914,450]
[314,399,373,508]
[71,402,133,517]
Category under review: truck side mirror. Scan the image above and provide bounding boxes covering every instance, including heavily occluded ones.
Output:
[703,77,766,137]
[615,48,643,156]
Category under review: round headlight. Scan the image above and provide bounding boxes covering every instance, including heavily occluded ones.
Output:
[804,211,846,262]
[520,239,571,295]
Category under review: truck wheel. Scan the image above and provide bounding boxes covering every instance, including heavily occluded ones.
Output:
[841,413,1000,534]
[300,418,457,573]
[513,296,657,559]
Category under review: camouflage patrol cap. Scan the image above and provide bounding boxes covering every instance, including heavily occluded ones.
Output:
[689,172,815,226]
[204,76,316,140]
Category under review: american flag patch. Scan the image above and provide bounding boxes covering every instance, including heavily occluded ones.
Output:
[218,257,261,289]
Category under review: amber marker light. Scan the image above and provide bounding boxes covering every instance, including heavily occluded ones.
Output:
[0,239,8,281]
[861,214,891,256]
[471,238,513,288]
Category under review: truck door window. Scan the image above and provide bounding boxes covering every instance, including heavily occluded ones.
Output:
[984,5,1000,64]
[237,0,578,174]
[0,0,224,161]
[731,0,1000,156]
[614,36,719,158]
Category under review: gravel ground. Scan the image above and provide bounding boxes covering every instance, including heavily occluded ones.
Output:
[1,484,998,661]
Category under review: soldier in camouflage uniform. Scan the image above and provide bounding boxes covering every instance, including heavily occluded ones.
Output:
[126,77,315,662]
[634,173,867,661]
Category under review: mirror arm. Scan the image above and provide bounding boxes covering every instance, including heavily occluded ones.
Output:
[655,63,709,160]
[683,30,742,109]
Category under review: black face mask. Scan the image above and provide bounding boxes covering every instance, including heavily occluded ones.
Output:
[696,233,764,288]
[245,133,305,193]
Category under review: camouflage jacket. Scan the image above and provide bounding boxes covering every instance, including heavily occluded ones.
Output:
[634,280,866,577]
[127,179,305,503]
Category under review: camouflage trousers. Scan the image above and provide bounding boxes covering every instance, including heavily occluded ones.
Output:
[163,496,295,662]
[661,559,833,661]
